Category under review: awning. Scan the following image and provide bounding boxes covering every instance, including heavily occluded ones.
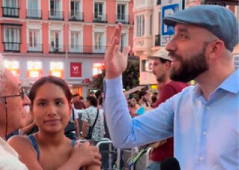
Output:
[125,86,146,95]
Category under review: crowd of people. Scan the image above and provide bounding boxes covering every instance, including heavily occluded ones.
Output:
[0,4,238,170]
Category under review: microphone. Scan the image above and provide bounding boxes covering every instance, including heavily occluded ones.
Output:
[160,157,181,170]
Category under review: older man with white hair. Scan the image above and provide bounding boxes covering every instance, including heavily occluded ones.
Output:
[0,61,30,170]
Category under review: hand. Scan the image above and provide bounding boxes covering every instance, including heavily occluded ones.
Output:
[104,23,131,79]
[71,142,101,167]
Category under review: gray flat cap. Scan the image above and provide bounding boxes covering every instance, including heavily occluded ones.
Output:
[164,5,239,52]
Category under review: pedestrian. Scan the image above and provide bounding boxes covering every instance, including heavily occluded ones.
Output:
[103,5,238,170]
[0,66,30,170]
[8,76,101,170]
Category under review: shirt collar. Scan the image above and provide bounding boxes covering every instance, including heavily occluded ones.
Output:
[193,69,239,95]
[218,69,239,94]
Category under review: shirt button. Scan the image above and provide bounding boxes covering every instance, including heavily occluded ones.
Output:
[199,157,204,161]
[203,132,207,135]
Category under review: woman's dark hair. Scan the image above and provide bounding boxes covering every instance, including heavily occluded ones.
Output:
[29,76,72,108]
[138,90,147,100]
[86,96,98,107]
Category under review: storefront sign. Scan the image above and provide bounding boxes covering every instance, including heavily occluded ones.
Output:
[70,62,82,77]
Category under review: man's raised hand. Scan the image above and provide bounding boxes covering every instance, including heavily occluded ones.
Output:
[104,23,131,79]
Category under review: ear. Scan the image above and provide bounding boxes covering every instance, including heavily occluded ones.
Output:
[164,61,171,70]
[206,40,224,60]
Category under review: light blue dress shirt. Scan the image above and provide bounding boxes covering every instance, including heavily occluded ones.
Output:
[104,69,239,170]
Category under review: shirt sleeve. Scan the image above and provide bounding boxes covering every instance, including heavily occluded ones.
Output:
[104,76,174,148]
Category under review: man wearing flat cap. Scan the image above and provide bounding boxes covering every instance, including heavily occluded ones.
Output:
[103,5,239,170]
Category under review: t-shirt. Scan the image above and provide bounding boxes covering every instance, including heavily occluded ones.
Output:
[0,137,28,170]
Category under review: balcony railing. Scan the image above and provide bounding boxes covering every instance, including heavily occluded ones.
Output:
[69,45,83,53]
[155,34,161,46]
[116,15,130,24]
[49,44,64,53]
[93,14,107,23]
[26,9,42,19]
[3,42,20,52]
[69,11,84,21]
[49,10,64,20]
[2,7,19,17]
[27,44,42,52]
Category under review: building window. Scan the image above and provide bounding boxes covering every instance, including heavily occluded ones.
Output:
[150,14,153,35]
[2,0,19,17]
[117,4,128,23]
[50,30,62,52]
[3,25,21,52]
[94,32,105,53]
[70,0,83,21]
[28,29,42,52]
[70,31,82,53]
[136,15,145,37]
[27,61,42,78]
[50,0,62,20]
[94,2,106,22]
[27,0,41,18]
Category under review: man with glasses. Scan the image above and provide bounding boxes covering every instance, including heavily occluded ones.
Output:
[0,67,30,170]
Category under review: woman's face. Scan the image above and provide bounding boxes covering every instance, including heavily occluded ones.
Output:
[32,83,71,133]
[131,98,137,106]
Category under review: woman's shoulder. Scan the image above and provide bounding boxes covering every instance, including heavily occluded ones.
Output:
[8,135,31,146]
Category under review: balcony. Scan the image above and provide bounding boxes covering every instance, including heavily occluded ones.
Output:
[26,9,42,19]
[2,7,19,18]
[27,44,42,53]
[155,34,161,46]
[3,42,20,52]
[49,11,64,20]
[69,45,83,53]
[93,14,107,23]
[116,15,130,24]
[69,11,84,22]
[49,44,64,53]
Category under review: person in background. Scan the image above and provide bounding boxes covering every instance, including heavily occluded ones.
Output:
[8,76,101,170]
[78,96,105,142]
[103,5,238,170]
[72,94,86,110]
[137,90,151,114]
[0,66,30,170]
[146,48,188,170]
[128,96,140,118]
[88,91,96,97]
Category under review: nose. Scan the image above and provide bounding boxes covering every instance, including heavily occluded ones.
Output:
[23,94,31,105]
[46,104,57,116]
[165,37,176,52]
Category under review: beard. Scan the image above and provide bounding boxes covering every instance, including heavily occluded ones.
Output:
[169,43,209,82]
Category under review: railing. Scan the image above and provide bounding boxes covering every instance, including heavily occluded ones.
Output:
[27,44,42,52]
[69,45,107,54]
[2,7,19,17]
[49,10,64,20]
[155,34,161,46]
[93,14,107,23]
[49,44,64,53]
[3,42,20,52]
[69,11,84,21]
[116,14,130,24]
[26,9,42,19]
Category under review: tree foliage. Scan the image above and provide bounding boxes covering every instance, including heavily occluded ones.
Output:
[91,59,139,91]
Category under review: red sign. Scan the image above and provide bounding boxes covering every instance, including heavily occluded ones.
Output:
[70,62,82,77]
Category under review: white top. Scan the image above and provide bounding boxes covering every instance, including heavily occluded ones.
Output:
[0,137,28,170]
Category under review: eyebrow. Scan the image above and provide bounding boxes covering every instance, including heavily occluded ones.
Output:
[177,28,189,34]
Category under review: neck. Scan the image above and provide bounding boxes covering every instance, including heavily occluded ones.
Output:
[196,65,235,100]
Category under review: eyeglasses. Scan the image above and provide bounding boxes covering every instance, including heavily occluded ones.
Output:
[0,88,25,100]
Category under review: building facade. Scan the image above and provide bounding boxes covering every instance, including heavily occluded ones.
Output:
[0,0,134,97]
[133,0,239,85]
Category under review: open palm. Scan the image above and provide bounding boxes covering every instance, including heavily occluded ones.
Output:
[104,23,131,79]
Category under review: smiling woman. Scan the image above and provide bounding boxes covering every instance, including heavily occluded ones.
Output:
[7,76,101,170]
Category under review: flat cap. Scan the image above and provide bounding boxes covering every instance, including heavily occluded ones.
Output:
[148,48,172,61]
[164,5,239,52]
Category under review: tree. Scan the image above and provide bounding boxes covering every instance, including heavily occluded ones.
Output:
[91,59,139,91]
